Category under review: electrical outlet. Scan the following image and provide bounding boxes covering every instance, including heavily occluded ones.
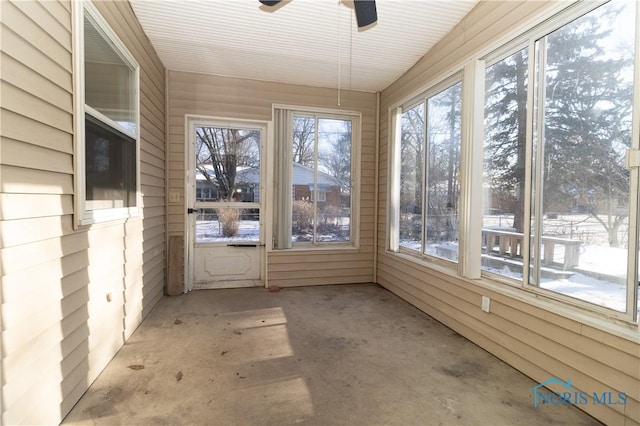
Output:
[481,296,491,313]
[169,192,181,203]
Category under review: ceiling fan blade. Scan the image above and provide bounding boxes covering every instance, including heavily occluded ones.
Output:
[353,0,377,28]
[259,0,282,6]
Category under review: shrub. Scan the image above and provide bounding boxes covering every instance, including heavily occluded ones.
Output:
[293,199,314,231]
[318,205,341,234]
[216,207,242,237]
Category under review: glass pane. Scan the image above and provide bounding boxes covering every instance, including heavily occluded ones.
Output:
[482,49,528,279]
[84,15,136,134]
[195,126,260,203]
[532,1,635,312]
[196,208,260,243]
[400,103,424,251]
[425,82,462,262]
[292,116,316,242]
[317,118,351,242]
[291,116,352,244]
[85,115,136,209]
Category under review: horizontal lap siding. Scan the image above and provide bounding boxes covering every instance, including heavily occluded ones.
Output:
[376,2,640,425]
[91,0,166,338]
[167,71,376,288]
[0,0,166,424]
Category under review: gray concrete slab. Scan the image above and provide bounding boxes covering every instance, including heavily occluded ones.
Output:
[63,284,601,425]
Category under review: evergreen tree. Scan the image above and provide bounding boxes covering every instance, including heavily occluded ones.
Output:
[484,49,528,232]
[484,2,634,246]
[541,2,633,247]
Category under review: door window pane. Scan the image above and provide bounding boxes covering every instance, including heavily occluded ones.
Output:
[532,1,635,312]
[482,49,528,279]
[195,126,260,202]
[425,82,462,262]
[399,103,424,251]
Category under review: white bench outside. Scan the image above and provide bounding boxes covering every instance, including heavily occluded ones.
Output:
[482,229,581,270]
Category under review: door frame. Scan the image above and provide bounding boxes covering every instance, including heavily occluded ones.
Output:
[183,115,272,292]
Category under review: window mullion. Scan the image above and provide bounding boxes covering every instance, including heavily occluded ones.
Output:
[625,4,640,322]
[459,60,485,279]
[521,38,536,288]
[421,101,428,255]
[313,116,319,245]
[529,37,548,289]
[389,107,402,252]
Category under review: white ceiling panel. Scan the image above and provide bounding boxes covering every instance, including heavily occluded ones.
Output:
[130,0,478,92]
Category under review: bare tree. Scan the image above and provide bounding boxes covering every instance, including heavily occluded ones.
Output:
[293,116,315,166]
[196,127,259,201]
[319,130,351,195]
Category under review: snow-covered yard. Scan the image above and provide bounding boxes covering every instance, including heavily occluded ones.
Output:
[197,212,638,315]
[196,219,260,243]
[399,238,638,315]
[196,218,351,243]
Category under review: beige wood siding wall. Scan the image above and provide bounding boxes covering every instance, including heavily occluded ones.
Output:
[167,71,376,288]
[377,2,640,425]
[0,1,166,424]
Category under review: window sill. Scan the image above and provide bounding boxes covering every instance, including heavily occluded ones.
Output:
[272,244,360,253]
[79,206,141,227]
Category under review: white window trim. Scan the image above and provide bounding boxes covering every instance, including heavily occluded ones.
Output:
[273,104,361,250]
[458,60,485,279]
[387,1,640,325]
[390,74,463,267]
[72,0,141,228]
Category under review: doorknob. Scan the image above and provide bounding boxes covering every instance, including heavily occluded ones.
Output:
[187,208,198,214]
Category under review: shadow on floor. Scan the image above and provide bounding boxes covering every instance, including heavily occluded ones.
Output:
[62,284,601,426]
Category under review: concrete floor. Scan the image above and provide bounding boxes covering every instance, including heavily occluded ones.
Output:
[63,284,600,426]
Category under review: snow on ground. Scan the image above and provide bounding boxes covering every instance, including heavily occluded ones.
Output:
[197,215,638,315]
[196,220,351,243]
[539,245,635,313]
[399,239,639,315]
[540,270,629,313]
[577,245,627,279]
[196,220,259,243]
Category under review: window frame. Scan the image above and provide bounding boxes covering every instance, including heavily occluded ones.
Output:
[489,1,640,321]
[388,0,640,324]
[391,74,465,269]
[273,105,361,250]
[72,0,141,227]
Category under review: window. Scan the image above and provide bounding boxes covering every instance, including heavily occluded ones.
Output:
[309,188,327,202]
[391,1,639,321]
[74,1,139,224]
[273,108,359,248]
[528,1,636,314]
[399,103,424,251]
[482,48,528,280]
[396,80,462,263]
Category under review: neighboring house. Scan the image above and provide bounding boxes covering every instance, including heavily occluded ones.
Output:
[291,163,342,208]
[196,163,342,207]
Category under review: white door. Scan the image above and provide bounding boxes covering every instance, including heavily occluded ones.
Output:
[186,118,266,290]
